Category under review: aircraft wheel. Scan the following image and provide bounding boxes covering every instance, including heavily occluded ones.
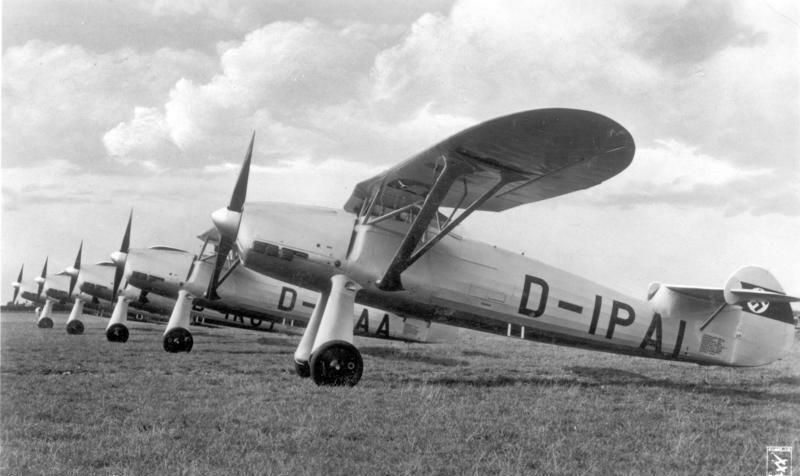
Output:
[163,327,193,353]
[38,317,54,329]
[310,340,363,387]
[295,360,310,378]
[66,320,84,335]
[106,323,129,343]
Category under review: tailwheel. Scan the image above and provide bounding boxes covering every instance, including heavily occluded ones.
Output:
[310,340,363,387]
[106,323,129,343]
[66,320,84,335]
[38,317,54,328]
[295,360,310,378]
[163,327,193,353]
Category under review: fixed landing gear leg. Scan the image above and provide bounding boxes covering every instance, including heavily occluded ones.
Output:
[37,300,55,328]
[66,298,85,334]
[294,292,329,377]
[106,296,130,342]
[163,290,194,353]
[309,275,363,387]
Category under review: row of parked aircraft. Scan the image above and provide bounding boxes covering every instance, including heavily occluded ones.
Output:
[10,108,798,386]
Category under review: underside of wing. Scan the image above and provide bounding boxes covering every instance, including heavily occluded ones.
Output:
[344,108,635,214]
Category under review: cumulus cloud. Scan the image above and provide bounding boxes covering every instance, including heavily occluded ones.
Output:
[2,40,217,169]
[589,139,800,216]
[629,0,767,67]
[6,0,798,211]
[103,107,172,158]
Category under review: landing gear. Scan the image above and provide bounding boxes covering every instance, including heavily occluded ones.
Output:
[106,295,130,342]
[66,298,85,335]
[310,340,363,386]
[163,327,193,353]
[294,274,364,387]
[163,290,194,353]
[38,300,55,328]
[106,323,129,342]
[37,317,54,328]
[66,320,84,335]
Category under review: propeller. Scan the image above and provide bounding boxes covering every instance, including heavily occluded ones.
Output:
[206,132,254,300]
[111,210,133,299]
[67,241,83,298]
[35,257,48,298]
[11,264,24,304]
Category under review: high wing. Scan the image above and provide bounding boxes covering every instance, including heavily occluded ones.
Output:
[343,108,635,290]
[344,108,635,215]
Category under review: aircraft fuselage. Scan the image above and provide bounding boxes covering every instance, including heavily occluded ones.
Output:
[236,202,793,367]
[124,245,450,342]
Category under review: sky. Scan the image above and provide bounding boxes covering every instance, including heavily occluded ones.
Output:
[2,0,799,304]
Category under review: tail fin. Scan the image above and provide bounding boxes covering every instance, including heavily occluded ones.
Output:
[723,266,796,366]
[723,266,796,323]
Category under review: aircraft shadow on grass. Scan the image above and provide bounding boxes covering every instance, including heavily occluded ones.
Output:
[396,366,800,404]
[359,346,469,367]
[213,349,294,356]
[254,336,295,347]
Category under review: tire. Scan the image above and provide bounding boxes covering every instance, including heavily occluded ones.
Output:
[310,340,363,387]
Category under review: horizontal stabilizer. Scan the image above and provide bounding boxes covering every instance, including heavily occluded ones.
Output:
[653,266,796,326]
[662,285,724,303]
[661,285,800,305]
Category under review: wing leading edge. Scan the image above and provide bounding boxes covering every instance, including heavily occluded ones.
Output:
[344,108,635,215]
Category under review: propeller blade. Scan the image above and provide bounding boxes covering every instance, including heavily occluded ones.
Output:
[205,134,254,300]
[120,210,132,253]
[229,132,254,213]
[12,264,23,303]
[37,257,48,298]
[112,264,125,300]
[205,236,233,300]
[68,241,83,298]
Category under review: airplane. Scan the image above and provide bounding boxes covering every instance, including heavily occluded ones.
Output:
[17,258,49,323]
[65,255,174,336]
[37,242,105,333]
[104,209,454,351]
[101,211,278,343]
[197,108,799,386]
[16,257,63,328]
[10,264,25,305]
[162,227,455,352]
[101,212,204,342]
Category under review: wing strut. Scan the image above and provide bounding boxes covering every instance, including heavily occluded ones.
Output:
[375,156,472,290]
[374,155,524,291]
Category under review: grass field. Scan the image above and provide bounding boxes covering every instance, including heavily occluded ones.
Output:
[1,311,798,476]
